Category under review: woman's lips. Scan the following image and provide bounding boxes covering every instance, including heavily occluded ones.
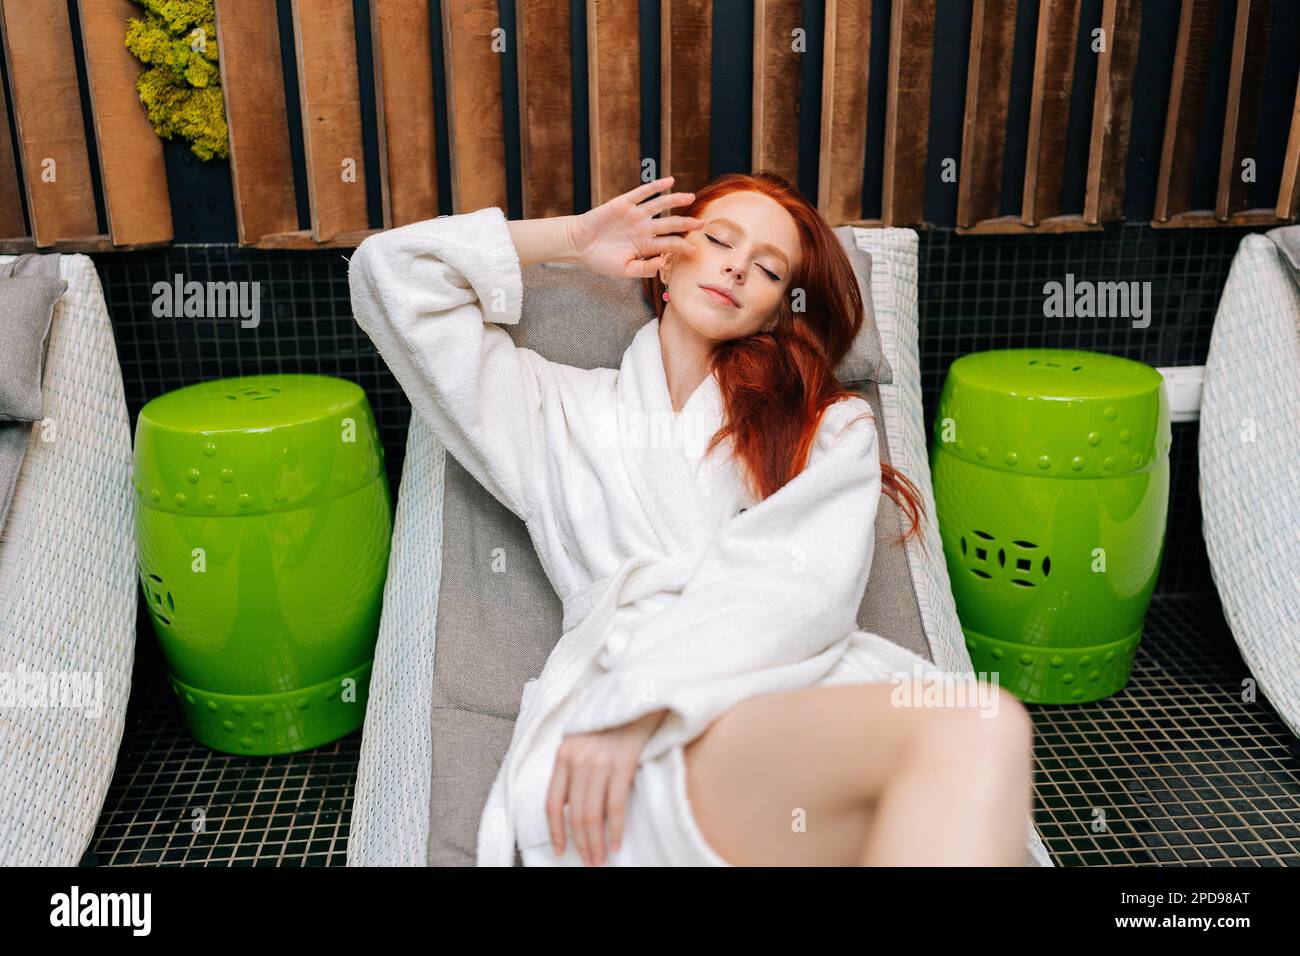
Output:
[699,285,739,307]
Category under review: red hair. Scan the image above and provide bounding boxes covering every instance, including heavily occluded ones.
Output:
[641,171,926,545]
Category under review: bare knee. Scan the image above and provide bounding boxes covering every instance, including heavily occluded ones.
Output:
[912,688,1034,773]
[979,686,1034,749]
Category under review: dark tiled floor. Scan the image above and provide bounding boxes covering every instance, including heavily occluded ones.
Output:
[81,601,358,867]
[1028,592,1300,866]
[84,591,1300,867]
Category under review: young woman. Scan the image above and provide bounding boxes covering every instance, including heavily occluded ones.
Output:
[349,171,1040,867]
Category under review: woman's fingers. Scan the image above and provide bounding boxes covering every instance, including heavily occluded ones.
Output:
[568,762,591,864]
[605,762,635,856]
[582,762,611,866]
[545,735,643,866]
[626,236,692,279]
[545,758,570,857]
[639,191,696,219]
[651,236,694,257]
[628,254,665,279]
[650,214,705,235]
[626,175,675,206]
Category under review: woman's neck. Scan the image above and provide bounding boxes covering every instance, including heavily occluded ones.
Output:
[657,312,713,412]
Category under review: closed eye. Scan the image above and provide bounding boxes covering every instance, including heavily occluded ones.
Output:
[706,234,781,282]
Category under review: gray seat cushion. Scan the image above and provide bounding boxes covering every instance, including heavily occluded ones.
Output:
[423,228,926,865]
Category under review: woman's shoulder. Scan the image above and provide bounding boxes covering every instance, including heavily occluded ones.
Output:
[817,393,876,438]
[801,394,878,467]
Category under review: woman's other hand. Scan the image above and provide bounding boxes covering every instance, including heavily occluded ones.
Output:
[546,708,669,865]
[567,176,705,279]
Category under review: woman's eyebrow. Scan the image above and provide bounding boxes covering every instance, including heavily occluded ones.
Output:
[707,217,790,266]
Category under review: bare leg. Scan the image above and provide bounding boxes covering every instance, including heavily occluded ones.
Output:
[856,688,1034,866]
[682,681,1034,866]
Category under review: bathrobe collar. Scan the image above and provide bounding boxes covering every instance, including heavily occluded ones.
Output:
[615,319,722,557]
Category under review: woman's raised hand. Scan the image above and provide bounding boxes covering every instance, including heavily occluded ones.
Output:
[566,176,705,279]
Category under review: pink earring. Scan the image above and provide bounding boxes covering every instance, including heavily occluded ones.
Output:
[662,287,670,302]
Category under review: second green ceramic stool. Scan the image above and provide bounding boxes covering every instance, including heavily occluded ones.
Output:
[931,349,1171,704]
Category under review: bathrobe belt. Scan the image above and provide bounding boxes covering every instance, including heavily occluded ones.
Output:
[561,553,699,633]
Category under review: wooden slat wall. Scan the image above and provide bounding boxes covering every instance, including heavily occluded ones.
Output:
[7,0,1300,250]
[0,0,99,246]
[1215,0,1271,221]
[818,0,871,226]
[292,0,368,240]
[372,0,439,226]
[661,0,711,191]
[1084,0,1141,225]
[442,0,507,213]
[76,0,171,246]
[1278,74,1300,220]
[587,0,639,207]
[957,0,1017,229]
[752,0,802,184]
[214,0,298,245]
[881,0,934,226]
[0,51,23,238]
[518,0,573,219]
[1154,0,1220,223]
[1022,0,1081,226]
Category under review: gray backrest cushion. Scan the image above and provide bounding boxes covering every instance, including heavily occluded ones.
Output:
[427,232,920,866]
[1266,223,1300,289]
[852,382,929,661]
[0,259,67,422]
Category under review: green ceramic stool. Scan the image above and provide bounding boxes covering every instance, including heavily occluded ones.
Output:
[134,374,392,754]
[931,349,1171,704]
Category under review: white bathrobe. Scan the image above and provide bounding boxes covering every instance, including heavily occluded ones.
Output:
[348,205,1040,867]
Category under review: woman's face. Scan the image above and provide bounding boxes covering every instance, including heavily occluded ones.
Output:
[662,190,803,341]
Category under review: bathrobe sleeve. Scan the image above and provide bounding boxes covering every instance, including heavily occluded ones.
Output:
[348,205,543,521]
[562,396,883,763]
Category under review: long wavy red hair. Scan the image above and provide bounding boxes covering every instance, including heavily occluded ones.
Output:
[641,171,926,544]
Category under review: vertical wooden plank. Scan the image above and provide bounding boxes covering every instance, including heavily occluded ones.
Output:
[76,0,172,245]
[1215,0,1271,221]
[752,0,802,182]
[518,0,574,219]
[957,0,1018,228]
[442,0,507,213]
[587,0,639,207]
[1276,74,1300,219]
[1084,0,1141,224]
[661,0,711,190]
[818,0,871,225]
[0,0,98,246]
[881,0,934,226]
[215,0,298,244]
[1022,0,1081,225]
[372,0,439,227]
[292,0,368,240]
[1153,0,1220,222]
[0,55,24,237]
